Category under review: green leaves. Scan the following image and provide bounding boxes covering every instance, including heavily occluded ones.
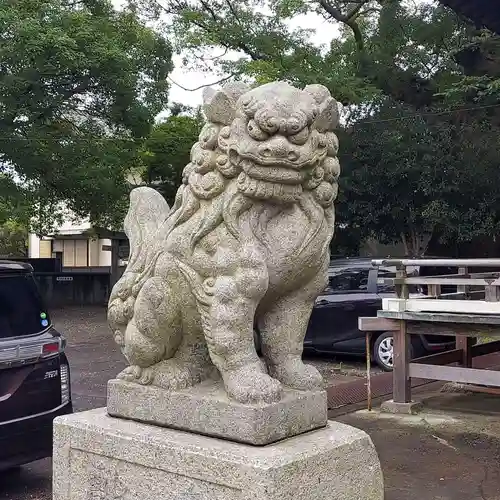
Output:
[140,108,203,205]
[337,99,500,255]
[0,0,173,234]
[137,0,500,255]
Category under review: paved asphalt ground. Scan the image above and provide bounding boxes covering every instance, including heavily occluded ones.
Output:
[0,308,127,500]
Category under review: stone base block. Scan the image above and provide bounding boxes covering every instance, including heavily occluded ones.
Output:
[107,378,327,445]
[53,409,384,500]
[381,399,423,415]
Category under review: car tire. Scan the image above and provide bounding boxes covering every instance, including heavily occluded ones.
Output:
[373,332,395,371]
[373,333,426,371]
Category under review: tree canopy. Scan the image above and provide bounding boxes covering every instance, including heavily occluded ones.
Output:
[438,0,500,35]
[131,0,500,256]
[138,1,476,105]
[337,100,500,255]
[140,105,204,205]
[0,0,173,233]
[5,0,500,256]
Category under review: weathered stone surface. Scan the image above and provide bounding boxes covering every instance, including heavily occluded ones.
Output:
[53,409,384,500]
[107,80,341,409]
[107,378,327,445]
[380,400,423,415]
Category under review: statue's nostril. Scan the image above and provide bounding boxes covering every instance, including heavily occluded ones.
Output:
[260,147,272,157]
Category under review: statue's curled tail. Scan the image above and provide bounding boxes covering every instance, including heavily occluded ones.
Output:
[108,187,171,346]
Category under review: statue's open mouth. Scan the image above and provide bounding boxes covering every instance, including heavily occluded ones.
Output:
[237,151,318,170]
[230,150,319,186]
[237,172,303,203]
[229,149,322,203]
[240,159,305,185]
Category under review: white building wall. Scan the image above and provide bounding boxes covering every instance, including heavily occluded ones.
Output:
[28,208,115,267]
[98,238,112,266]
[28,234,41,258]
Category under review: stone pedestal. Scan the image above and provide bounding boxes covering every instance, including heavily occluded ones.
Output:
[53,409,384,500]
[107,378,327,445]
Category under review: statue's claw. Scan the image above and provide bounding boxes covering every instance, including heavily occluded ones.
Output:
[223,363,283,404]
[269,358,324,391]
[116,365,154,385]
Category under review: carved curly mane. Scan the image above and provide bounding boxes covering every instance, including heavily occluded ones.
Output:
[157,81,341,252]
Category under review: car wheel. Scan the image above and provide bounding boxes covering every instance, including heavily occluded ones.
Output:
[373,333,424,371]
[373,332,395,371]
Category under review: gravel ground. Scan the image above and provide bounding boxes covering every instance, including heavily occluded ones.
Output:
[0,306,366,500]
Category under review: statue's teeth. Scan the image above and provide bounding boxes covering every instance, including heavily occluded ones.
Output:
[273,183,283,198]
[247,178,258,193]
[255,181,268,198]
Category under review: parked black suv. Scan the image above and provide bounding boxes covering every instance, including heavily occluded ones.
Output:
[303,258,456,370]
[0,261,72,470]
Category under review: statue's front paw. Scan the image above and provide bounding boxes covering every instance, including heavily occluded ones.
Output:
[117,365,155,385]
[223,363,283,404]
[269,358,324,391]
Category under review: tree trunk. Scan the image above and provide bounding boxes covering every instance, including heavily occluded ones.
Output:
[401,230,433,257]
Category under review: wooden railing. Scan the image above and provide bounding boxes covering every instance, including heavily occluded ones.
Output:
[359,259,500,407]
[373,258,500,314]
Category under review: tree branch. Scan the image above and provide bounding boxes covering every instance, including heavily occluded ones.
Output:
[167,71,240,91]
[198,0,219,22]
[224,0,242,26]
[318,0,346,22]
[318,0,366,54]
[345,1,370,21]
[187,0,265,61]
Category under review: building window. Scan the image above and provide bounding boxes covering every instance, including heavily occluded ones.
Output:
[61,240,89,267]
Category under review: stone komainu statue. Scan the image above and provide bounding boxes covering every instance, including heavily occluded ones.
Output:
[108,81,340,404]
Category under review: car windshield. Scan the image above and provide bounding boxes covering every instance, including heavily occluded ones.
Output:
[0,274,50,339]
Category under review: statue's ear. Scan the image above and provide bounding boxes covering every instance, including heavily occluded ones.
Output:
[202,87,236,125]
[313,97,339,132]
[222,81,251,102]
[304,84,339,131]
[304,84,331,104]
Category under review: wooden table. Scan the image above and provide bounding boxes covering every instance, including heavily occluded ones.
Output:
[359,258,500,404]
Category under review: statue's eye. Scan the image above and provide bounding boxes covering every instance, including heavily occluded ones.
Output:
[289,127,309,146]
[247,120,269,141]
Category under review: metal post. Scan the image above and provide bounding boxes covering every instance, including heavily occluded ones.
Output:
[366,332,372,411]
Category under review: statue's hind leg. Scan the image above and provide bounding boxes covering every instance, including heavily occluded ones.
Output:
[148,293,214,390]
